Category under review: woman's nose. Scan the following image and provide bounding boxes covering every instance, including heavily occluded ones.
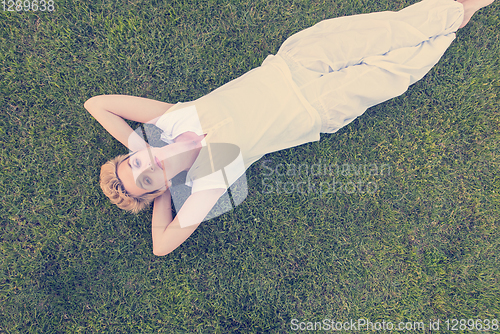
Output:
[142,158,154,172]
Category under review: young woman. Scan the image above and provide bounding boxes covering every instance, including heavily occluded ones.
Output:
[85,0,494,256]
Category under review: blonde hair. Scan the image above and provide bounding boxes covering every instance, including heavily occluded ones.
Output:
[99,153,166,214]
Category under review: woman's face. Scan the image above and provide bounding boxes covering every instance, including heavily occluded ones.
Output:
[117,141,199,197]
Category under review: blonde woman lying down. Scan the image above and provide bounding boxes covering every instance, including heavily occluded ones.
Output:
[85,0,494,256]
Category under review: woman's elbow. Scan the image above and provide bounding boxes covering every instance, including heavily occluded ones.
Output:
[153,247,172,257]
[84,96,102,112]
[153,251,167,257]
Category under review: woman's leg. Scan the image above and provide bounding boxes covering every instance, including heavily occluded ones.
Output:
[298,0,495,134]
[278,0,495,133]
[457,0,495,28]
[302,32,460,133]
[278,0,465,74]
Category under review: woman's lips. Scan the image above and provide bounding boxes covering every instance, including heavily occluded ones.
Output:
[155,156,163,170]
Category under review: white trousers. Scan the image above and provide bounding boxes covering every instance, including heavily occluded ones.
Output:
[277,0,464,133]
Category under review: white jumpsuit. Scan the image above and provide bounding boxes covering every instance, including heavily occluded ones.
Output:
[154,0,466,226]
[276,0,464,133]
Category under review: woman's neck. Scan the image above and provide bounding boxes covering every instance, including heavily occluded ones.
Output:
[171,132,207,172]
[173,131,207,143]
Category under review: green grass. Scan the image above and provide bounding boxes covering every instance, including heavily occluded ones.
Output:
[1,0,499,333]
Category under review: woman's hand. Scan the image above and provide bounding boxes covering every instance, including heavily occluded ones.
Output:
[84,95,175,151]
[151,188,226,256]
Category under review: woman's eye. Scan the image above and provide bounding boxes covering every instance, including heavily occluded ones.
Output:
[134,159,141,168]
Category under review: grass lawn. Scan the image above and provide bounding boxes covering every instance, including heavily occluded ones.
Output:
[1,0,499,332]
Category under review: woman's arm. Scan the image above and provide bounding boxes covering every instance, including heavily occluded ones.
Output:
[151,188,227,256]
[84,95,175,151]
